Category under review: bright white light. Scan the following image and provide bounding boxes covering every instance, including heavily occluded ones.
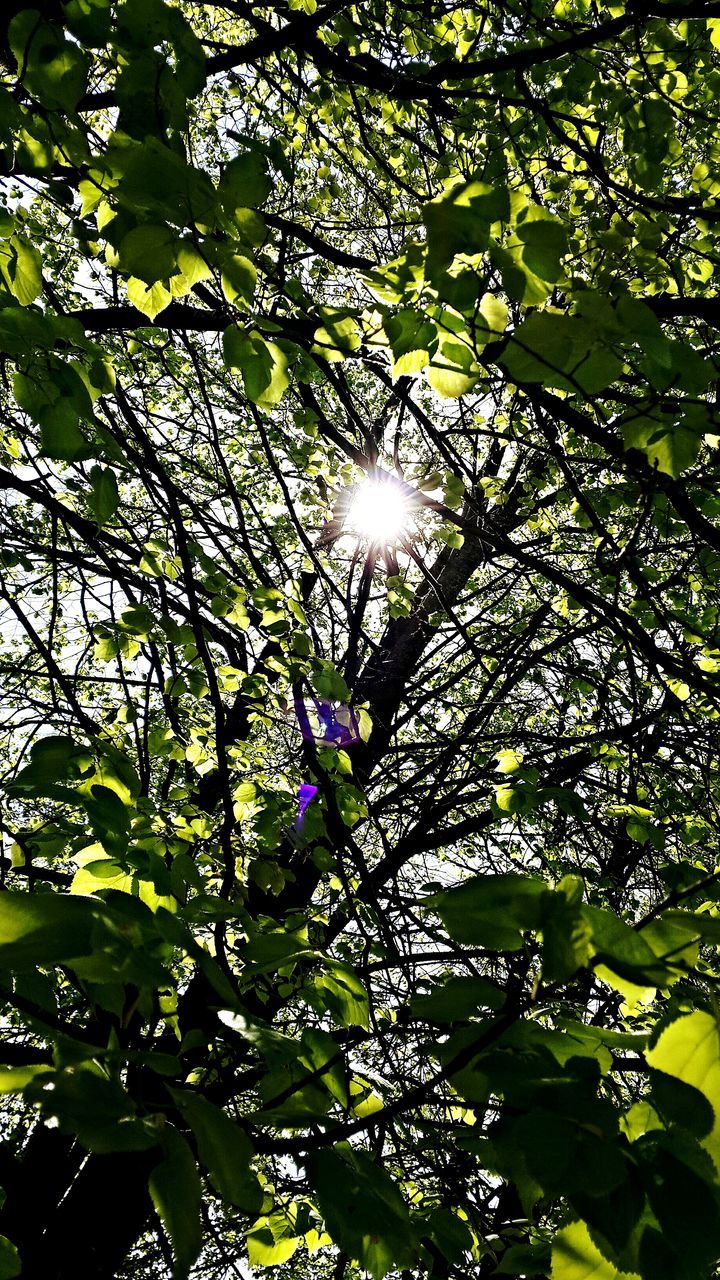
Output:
[346,477,411,546]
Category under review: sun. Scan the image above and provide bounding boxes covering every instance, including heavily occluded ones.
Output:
[345,476,411,546]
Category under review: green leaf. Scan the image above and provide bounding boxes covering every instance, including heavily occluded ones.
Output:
[8,734,83,793]
[661,911,720,945]
[115,138,217,229]
[64,0,112,46]
[221,253,257,306]
[0,1065,52,1094]
[585,904,669,987]
[0,891,102,971]
[514,209,567,284]
[551,1219,637,1280]
[494,783,537,815]
[84,357,117,398]
[542,876,593,982]
[649,1068,714,1139]
[82,782,132,849]
[87,466,119,524]
[496,1241,551,1276]
[127,277,172,320]
[257,1058,332,1123]
[40,418,91,462]
[429,874,546,950]
[0,306,53,355]
[23,1067,156,1153]
[300,1027,349,1107]
[219,153,271,210]
[149,1126,202,1280]
[620,411,702,478]
[222,326,290,406]
[383,308,437,377]
[634,1133,720,1276]
[119,224,180,285]
[312,309,362,361]
[645,1011,720,1172]
[175,241,212,288]
[14,359,94,458]
[476,291,508,341]
[423,1206,473,1265]
[0,1236,20,1280]
[496,749,523,773]
[246,1213,301,1267]
[171,1091,262,1212]
[426,328,479,397]
[503,312,622,395]
[423,179,509,279]
[312,662,351,702]
[238,930,310,974]
[411,975,505,1022]
[491,228,565,306]
[9,12,89,109]
[0,235,42,305]
[314,958,369,1028]
[306,1144,416,1280]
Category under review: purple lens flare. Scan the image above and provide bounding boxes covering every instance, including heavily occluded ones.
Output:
[297,783,319,824]
[292,697,361,747]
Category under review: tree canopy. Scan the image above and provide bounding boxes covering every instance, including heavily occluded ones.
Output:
[1,1,720,1277]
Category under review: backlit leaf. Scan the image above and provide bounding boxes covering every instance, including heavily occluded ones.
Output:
[148,1127,202,1280]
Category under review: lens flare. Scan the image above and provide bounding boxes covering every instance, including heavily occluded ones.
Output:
[297,783,319,825]
[293,698,360,747]
[346,476,410,546]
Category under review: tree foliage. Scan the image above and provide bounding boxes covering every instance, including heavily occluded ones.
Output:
[0,1,719,1277]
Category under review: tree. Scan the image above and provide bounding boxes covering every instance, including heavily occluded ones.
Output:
[0,0,719,1276]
